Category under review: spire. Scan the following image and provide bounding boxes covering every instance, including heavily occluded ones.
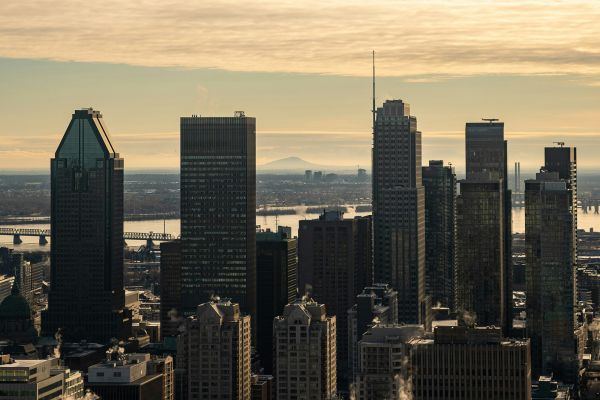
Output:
[372,50,376,134]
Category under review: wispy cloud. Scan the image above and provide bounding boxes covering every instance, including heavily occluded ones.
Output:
[1,1,600,77]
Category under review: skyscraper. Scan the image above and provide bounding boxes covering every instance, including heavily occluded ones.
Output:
[372,99,427,325]
[255,227,297,374]
[42,108,130,342]
[298,211,372,388]
[525,169,578,382]
[422,160,456,309]
[544,146,577,266]
[273,297,337,400]
[177,299,251,400]
[179,113,256,321]
[455,121,512,332]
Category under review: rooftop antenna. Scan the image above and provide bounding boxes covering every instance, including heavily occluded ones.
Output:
[553,141,565,147]
[372,50,376,135]
[482,118,499,123]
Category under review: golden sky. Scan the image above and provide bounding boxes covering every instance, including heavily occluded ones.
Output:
[1,0,600,172]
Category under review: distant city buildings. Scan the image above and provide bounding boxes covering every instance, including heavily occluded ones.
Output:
[372,99,427,326]
[177,298,251,400]
[43,108,130,342]
[422,160,456,309]
[255,227,297,374]
[179,113,257,323]
[298,211,372,387]
[456,121,512,333]
[273,297,337,400]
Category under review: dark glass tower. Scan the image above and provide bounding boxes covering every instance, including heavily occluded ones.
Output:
[422,160,456,309]
[456,121,512,332]
[256,227,297,374]
[42,108,130,342]
[525,170,577,382]
[372,100,427,325]
[544,146,577,264]
[179,113,256,321]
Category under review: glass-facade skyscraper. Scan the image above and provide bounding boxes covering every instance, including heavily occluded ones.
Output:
[179,113,256,321]
[42,108,130,342]
[456,121,512,333]
[422,160,456,309]
[525,169,578,383]
[372,100,427,325]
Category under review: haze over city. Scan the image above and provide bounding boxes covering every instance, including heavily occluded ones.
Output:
[2,0,600,172]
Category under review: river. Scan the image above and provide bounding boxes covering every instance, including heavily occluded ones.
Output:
[2,207,600,251]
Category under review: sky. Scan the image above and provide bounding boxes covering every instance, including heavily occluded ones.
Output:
[1,0,600,174]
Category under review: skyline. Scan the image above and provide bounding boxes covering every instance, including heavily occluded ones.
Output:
[2,1,600,172]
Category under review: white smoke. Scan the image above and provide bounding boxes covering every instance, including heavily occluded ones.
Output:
[53,329,62,359]
[394,356,413,400]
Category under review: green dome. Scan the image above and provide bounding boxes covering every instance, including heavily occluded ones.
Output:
[0,283,31,320]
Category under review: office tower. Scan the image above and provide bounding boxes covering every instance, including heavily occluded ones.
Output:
[298,211,373,388]
[87,353,167,400]
[544,146,578,272]
[422,160,456,309]
[179,113,256,321]
[273,297,337,400]
[178,299,251,400]
[353,324,424,400]
[347,284,398,380]
[525,170,578,382]
[410,326,531,400]
[357,168,368,182]
[304,170,312,182]
[146,355,175,400]
[456,121,511,332]
[159,240,181,339]
[42,108,130,342]
[0,356,67,400]
[256,227,297,374]
[372,99,427,325]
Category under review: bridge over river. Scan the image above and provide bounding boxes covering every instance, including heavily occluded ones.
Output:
[0,227,176,246]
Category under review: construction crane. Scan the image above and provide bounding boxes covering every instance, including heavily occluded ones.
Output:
[482,118,499,123]
[553,141,565,147]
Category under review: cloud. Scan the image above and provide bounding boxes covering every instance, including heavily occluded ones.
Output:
[0,1,600,77]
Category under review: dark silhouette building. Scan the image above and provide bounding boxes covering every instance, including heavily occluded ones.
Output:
[456,121,512,333]
[255,227,297,374]
[298,211,373,390]
[179,112,256,320]
[42,108,130,342]
[525,169,578,383]
[422,160,456,309]
[159,240,181,339]
[0,282,37,344]
[544,146,577,265]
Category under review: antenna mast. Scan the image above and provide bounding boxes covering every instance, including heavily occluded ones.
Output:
[372,50,376,134]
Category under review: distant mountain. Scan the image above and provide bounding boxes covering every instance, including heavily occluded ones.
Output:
[258,157,356,173]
